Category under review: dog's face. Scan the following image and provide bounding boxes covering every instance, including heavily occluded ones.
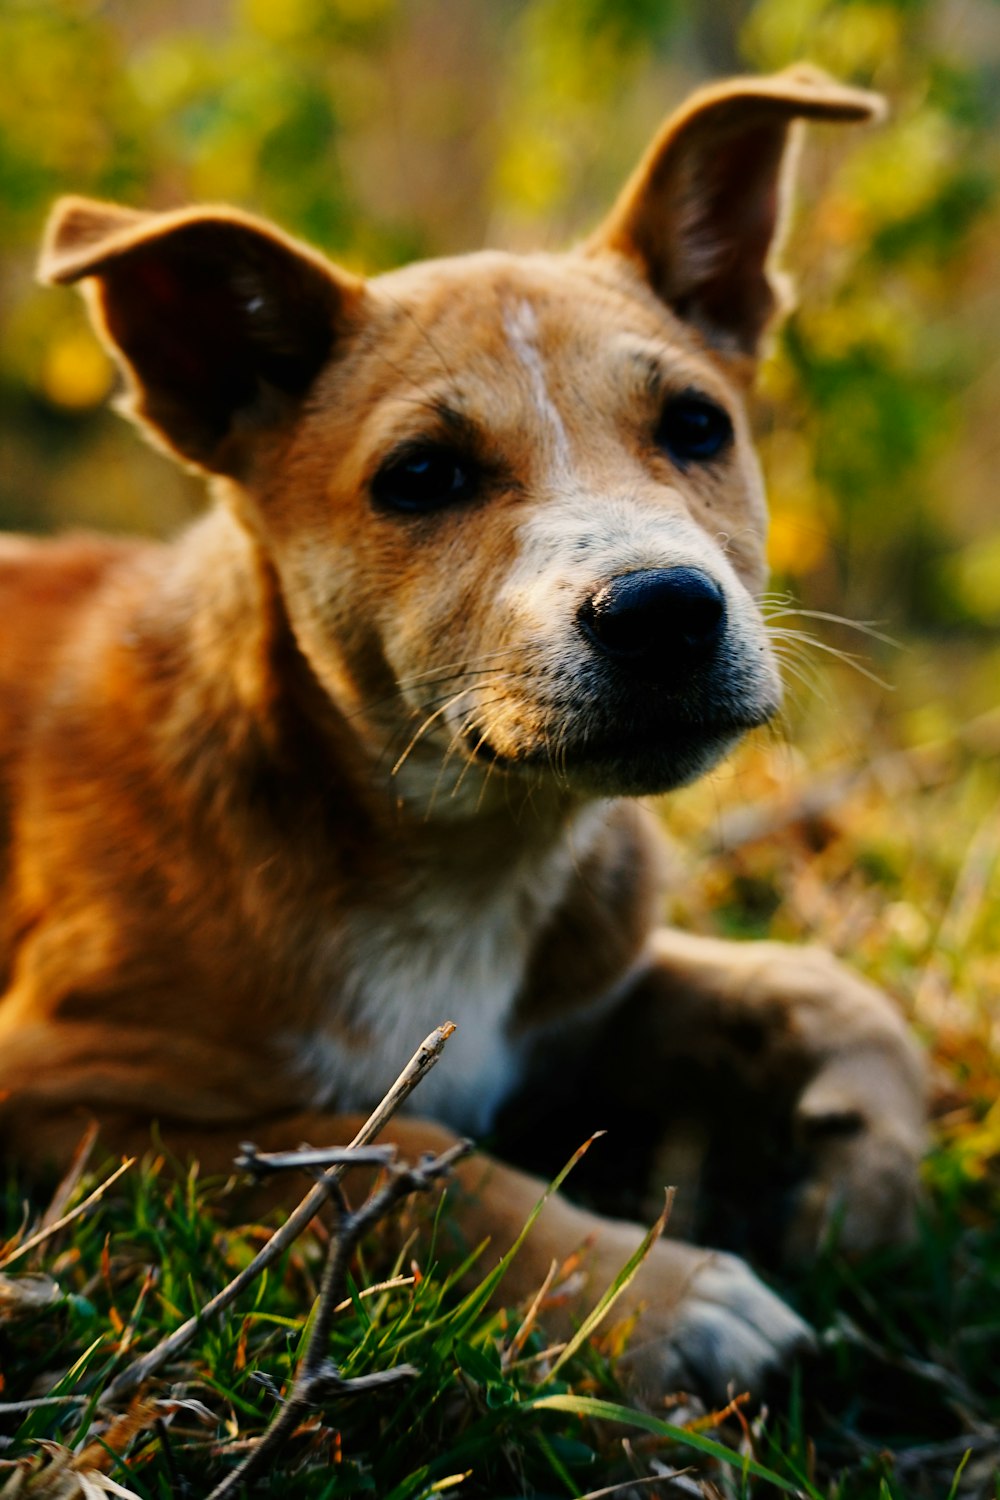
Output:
[40,68,882,802]
[279,250,778,798]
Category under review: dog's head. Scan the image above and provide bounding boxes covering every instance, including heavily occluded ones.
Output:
[40,67,882,802]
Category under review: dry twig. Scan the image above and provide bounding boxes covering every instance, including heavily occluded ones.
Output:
[36,1124,100,1240]
[706,705,1000,857]
[204,1137,471,1500]
[103,1023,455,1406]
[0,1158,135,1273]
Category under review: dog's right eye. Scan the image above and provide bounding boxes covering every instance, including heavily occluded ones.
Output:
[372,445,479,514]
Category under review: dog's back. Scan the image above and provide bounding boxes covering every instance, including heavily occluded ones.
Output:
[0,520,337,1145]
[0,534,130,732]
[0,536,145,971]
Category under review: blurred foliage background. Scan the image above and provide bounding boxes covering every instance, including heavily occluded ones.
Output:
[0,0,996,628]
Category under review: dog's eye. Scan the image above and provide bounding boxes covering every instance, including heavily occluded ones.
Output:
[372,445,479,514]
[656,395,733,466]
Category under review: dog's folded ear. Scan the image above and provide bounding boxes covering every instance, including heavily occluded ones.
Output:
[586,64,885,361]
[38,198,365,474]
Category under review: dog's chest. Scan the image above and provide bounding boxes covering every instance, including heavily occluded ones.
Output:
[289,846,585,1134]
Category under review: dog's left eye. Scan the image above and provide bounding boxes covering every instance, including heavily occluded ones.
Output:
[656,395,733,466]
[372,445,479,514]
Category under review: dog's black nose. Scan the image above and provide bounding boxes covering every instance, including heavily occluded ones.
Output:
[578,567,726,676]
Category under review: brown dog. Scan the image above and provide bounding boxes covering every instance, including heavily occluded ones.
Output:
[0,66,926,1402]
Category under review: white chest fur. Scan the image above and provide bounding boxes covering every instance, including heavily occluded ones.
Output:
[288,808,608,1134]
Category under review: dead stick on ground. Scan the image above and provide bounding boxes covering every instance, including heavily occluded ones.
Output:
[578,1475,693,1500]
[707,704,1000,857]
[103,1022,456,1406]
[204,1139,471,1500]
[36,1121,100,1238]
[0,1156,135,1272]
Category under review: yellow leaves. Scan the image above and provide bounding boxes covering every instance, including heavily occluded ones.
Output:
[944,1097,1000,1181]
[189,135,257,206]
[946,533,1000,627]
[494,134,569,219]
[490,0,658,229]
[742,0,902,77]
[768,509,829,577]
[516,1,628,110]
[38,330,113,411]
[797,291,911,363]
[759,430,831,577]
[128,38,199,113]
[242,0,393,43]
[594,1305,640,1362]
[882,900,932,953]
[243,0,324,43]
[837,110,957,237]
[0,4,135,217]
[331,0,395,21]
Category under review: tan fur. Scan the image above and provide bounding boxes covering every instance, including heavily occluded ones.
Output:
[0,67,925,1402]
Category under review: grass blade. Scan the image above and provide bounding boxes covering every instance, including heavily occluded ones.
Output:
[544,1187,674,1382]
[523,1393,822,1498]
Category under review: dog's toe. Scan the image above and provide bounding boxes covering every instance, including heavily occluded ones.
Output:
[619,1251,815,1405]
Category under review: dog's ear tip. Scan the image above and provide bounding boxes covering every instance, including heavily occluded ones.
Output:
[37,196,150,286]
[772,60,888,122]
[695,63,887,126]
[586,64,887,359]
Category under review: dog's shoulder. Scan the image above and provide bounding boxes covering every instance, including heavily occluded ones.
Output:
[0,531,149,771]
[512,798,668,1035]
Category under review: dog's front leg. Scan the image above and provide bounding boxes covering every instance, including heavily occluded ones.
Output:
[22,1106,810,1403]
[250,1112,815,1403]
[612,930,928,1259]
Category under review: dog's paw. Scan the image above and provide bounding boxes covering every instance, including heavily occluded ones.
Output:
[756,948,929,1259]
[617,1246,815,1405]
[785,1040,928,1260]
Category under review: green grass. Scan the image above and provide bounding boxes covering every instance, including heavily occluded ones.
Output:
[2,662,999,1498]
[0,1152,819,1499]
[3,1139,999,1497]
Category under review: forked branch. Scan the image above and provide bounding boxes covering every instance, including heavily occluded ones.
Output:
[205,1137,471,1500]
[103,1022,456,1407]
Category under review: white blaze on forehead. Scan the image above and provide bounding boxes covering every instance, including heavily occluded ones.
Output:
[503,299,573,477]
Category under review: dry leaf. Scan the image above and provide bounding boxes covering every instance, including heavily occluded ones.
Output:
[0,1275,61,1321]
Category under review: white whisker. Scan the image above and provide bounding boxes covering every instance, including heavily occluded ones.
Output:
[762,606,899,650]
[765,625,894,690]
[395,647,522,692]
[390,687,478,778]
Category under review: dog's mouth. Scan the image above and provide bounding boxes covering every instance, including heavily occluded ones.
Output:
[462,732,515,768]
[461,705,775,794]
